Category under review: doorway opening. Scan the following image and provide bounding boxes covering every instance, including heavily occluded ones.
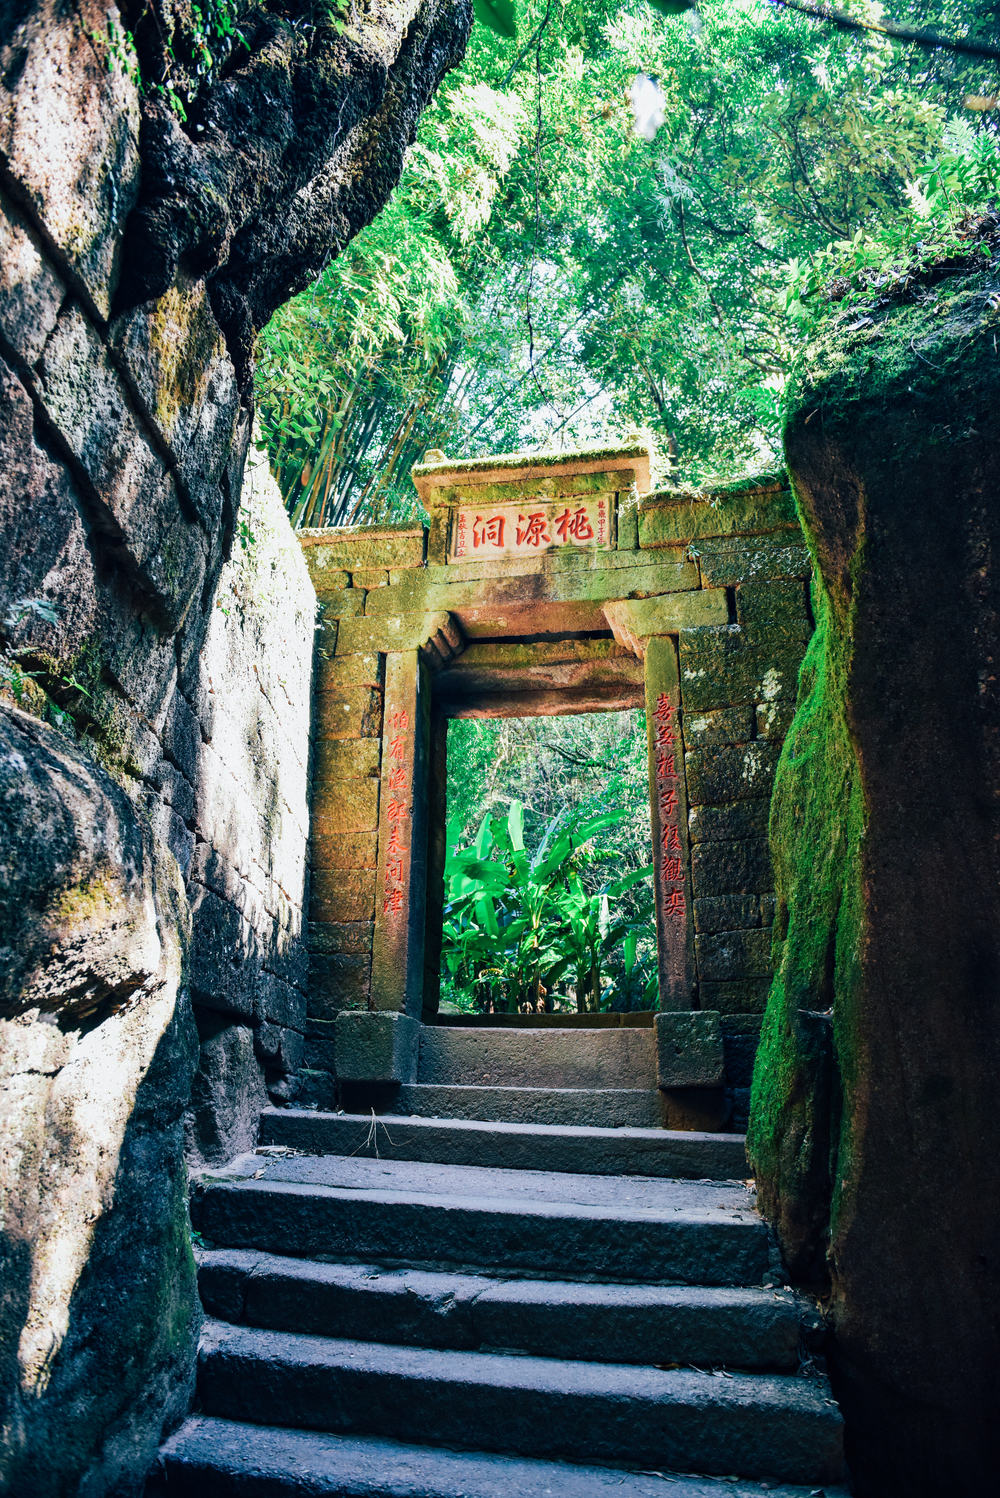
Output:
[438,709,656,1018]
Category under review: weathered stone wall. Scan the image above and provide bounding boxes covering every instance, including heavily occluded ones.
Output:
[636,480,812,1128]
[183,447,314,1161]
[0,0,472,1489]
[747,271,1000,1495]
[296,460,813,1129]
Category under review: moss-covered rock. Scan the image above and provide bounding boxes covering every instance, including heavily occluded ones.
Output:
[749,269,1000,1495]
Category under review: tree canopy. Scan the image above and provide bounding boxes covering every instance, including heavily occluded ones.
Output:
[255,0,1000,525]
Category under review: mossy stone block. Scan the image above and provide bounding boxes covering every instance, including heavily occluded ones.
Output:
[319,589,366,619]
[310,832,378,870]
[679,626,809,712]
[698,541,811,588]
[691,837,773,897]
[688,799,770,845]
[432,469,632,506]
[684,742,780,806]
[300,527,425,577]
[756,699,797,743]
[694,895,761,934]
[313,740,381,782]
[639,488,798,547]
[316,653,383,692]
[654,1010,724,1087]
[334,1010,419,1084]
[308,920,374,955]
[310,953,372,1017]
[314,686,382,740]
[720,1011,765,1035]
[352,569,389,589]
[700,979,771,1014]
[336,611,451,655]
[696,927,773,982]
[683,705,755,747]
[311,776,379,836]
[736,580,810,628]
[309,868,376,923]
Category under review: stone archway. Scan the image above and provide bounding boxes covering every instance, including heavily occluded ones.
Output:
[297,442,811,1128]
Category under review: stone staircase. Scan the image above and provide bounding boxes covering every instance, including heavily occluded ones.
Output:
[148,1023,848,1497]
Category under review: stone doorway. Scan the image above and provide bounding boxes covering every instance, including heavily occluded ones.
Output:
[298,442,812,1129]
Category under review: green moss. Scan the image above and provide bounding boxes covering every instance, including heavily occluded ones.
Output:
[747,560,866,1280]
[645,468,789,507]
[411,439,651,481]
[747,269,1000,1280]
[786,267,1000,440]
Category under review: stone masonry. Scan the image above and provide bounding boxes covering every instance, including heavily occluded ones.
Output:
[297,447,814,1128]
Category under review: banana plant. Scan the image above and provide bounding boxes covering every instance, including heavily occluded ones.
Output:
[442,799,653,1014]
[547,864,655,1013]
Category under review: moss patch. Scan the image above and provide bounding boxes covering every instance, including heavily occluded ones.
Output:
[747,578,866,1280]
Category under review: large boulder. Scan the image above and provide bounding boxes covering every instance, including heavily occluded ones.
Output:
[0,705,199,1497]
[748,267,1000,1495]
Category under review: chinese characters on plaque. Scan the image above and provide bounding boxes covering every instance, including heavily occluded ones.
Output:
[452,497,610,560]
[382,707,410,919]
[653,692,685,929]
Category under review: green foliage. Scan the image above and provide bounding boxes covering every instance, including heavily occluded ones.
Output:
[258,0,999,521]
[443,798,653,1012]
[442,711,656,1012]
[474,0,518,40]
[778,118,1000,329]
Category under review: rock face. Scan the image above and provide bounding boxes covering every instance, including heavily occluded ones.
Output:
[748,271,1000,1495]
[0,0,472,1491]
[0,706,198,1497]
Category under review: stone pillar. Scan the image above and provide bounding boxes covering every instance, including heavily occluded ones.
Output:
[371,650,431,1017]
[644,635,695,1009]
[422,709,448,1019]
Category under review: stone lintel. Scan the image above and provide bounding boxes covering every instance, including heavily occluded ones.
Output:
[365,560,699,617]
[410,443,652,506]
[438,684,646,721]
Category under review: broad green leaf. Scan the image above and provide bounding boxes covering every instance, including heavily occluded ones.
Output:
[606,863,655,898]
[473,0,516,40]
[507,799,525,852]
[624,931,638,973]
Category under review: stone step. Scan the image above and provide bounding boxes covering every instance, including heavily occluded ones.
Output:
[197,1321,846,1487]
[193,1154,768,1286]
[395,1082,665,1127]
[418,1024,657,1089]
[198,1248,811,1369]
[148,1415,852,1498]
[259,1108,748,1179]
